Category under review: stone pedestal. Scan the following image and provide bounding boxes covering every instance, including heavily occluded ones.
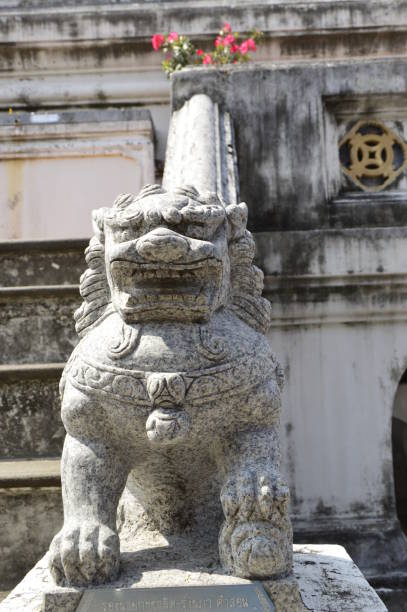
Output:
[0,539,386,612]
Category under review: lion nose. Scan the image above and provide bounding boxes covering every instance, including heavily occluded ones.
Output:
[136,228,189,262]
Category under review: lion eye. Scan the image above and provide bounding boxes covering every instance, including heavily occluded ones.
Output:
[162,207,182,225]
[115,226,142,242]
[184,224,207,240]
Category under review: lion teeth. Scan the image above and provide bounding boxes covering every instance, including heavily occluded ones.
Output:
[132,268,201,281]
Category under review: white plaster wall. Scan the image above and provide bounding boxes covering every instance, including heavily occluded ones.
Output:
[0,110,155,240]
[0,155,150,240]
[271,320,407,522]
[257,226,407,522]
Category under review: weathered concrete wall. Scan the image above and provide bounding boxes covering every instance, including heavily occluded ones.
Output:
[0,239,78,588]
[0,287,80,364]
[171,60,407,231]
[259,226,407,546]
[0,486,62,590]
[0,109,154,240]
[2,1,406,114]
[2,1,407,76]
[0,239,86,286]
[0,366,63,459]
[1,1,407,237]
[168,62,407,582]
[2,1,407,598]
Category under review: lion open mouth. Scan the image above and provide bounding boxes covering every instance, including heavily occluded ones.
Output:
[110,259,223,321]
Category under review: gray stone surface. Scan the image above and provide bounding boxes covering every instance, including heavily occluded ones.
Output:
[293,545,387,611]
[0,240,86,287]
[0,486,62,591]
[0,544,387,611]
[0,366,64,458]
[48,183,292,587]
[0,287,79,364]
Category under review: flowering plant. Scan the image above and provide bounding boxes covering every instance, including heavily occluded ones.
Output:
[152,23,263,76]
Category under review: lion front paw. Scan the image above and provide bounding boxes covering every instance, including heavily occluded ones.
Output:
[220,468,289,523]
[219,521,292,579]
[48,522,120,587]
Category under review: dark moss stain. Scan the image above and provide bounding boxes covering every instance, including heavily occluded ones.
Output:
[390,361,405,385]
[68,20,79,39]
[282,418,298,509]
[284,239,319,277]
[350,501,369,517]
[96,89,107,103]
[17,93,33,107]
[381,458,396,517]
[7,194,20,211]
[255,231,323,277]
[315,499,335,516]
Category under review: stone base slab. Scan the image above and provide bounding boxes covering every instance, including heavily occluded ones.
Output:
[0,540,386,612]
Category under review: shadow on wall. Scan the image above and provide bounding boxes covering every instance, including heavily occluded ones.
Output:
[393,371,407,534]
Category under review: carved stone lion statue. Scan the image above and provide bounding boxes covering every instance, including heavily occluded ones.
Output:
[48,184,293,586]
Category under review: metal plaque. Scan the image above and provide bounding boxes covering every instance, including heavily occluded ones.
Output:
[76,583,274,611]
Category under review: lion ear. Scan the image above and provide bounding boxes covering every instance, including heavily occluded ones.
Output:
[74,210,111,337]
[92,208,107,243]
[226,202,248,240]
[228,225,272,335]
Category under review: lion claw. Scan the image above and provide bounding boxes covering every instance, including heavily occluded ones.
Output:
[49,522,120,587]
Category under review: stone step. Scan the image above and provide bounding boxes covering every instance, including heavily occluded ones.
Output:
[0,286,80,364]
[373,578,407,612]
[0,458,62,591]
[0,239,87,287]
[0,364,65,459]
[0,458,61,488]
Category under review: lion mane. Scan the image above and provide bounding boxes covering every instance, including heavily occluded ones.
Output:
[74,184,271,337]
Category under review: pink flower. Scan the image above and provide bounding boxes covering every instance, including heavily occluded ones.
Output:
[230,43,238,53]
[246,38,257,51]
[203,54,213,65]
[167,31,179,43]
[223,22,232,32]
[215,36,223,47]
[223,34,235,47]
[152,34,165,51]
[196,49,203,56]
[239,40,249,54]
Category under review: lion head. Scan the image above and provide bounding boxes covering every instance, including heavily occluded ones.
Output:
[74,184,271,336]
